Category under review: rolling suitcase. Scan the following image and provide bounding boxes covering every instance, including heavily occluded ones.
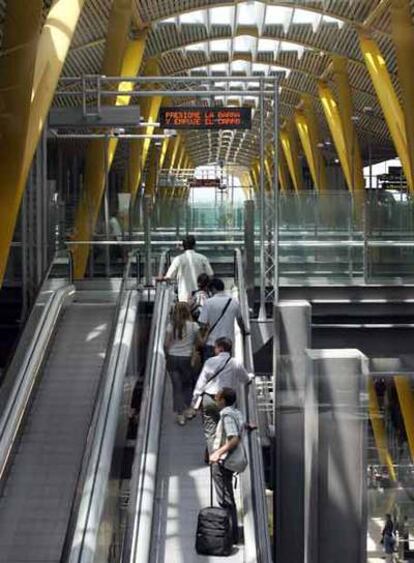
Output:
[195,466,233,556]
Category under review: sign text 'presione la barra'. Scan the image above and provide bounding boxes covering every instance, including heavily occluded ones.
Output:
[159,107,252,129]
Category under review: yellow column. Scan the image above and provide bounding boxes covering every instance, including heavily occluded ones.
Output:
[280,121,303,192]
[394,376,414,463]
[127,58,163,200]
[390,0,414,191]
[264,155,273,192]
[25,0,86,177]
[278,147,291,193]
[72,31,147,278]
[359,33,414,192]
[330,56,365,205]
[169,135,182,171]
[159,137,170,169]
[318,81,354,190]
[176,144,186,171]
[0,0,43,285]
[295,97,327,192]
[368,379,397,482]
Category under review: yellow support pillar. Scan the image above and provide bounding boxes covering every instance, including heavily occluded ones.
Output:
[280,121,303,192]
[394,375,414,463]
[72,32,147,278]
[159,137,170,169]
[25,0,86,177]
[278,147,291,193]
[359,33,414,192]
[390,0,414,191]
[169,135,182,171]
[0,0,43,285]
[162,137,175,170]
[319,81,354,193]
[176,144,186,171]
[331,56,365,203]
[127,58,163,201]
[368,379,397,482]
[295,96,327,192]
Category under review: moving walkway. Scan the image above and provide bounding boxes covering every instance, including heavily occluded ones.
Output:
[0,253,139,563]
[122,249,272,563]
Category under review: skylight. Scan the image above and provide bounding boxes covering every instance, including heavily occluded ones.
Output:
[258,38,280,52]
[210,5,234,26]
[180,10,206,25]
[210,39,231,52]
[233,35,256,53]
[265,6,291,25]
[159,2,345,35]
[184,42,207,53]
[237,1,265,26]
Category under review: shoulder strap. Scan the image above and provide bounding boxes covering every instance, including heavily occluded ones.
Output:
[222,412,242,437]
[207,297,232,336]
[202,356,231,392]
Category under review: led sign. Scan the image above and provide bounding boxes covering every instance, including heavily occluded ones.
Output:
[159,107,252,129]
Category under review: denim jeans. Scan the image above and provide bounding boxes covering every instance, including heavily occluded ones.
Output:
[166,355,194,414]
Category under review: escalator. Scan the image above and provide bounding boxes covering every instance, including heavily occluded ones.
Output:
[122,250,272,563]
[0,254,140,563]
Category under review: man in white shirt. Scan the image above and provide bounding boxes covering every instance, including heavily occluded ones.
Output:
[164,236,213,302]
[198,278,247,359]
[192,337,253,452]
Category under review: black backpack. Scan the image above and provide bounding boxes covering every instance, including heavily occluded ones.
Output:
[195,467,233,556]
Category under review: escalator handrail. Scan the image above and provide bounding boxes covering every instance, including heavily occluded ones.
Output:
[68,287,139,563]
[235,248,273,563]
[123,281,171,563]
[0,283,75,480]
[65,250,140,561]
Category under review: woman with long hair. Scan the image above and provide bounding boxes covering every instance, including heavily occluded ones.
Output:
[165,302,200,425]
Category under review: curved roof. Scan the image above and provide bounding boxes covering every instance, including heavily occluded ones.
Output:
[2,0,411,168]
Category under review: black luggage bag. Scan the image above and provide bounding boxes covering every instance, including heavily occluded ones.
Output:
[195,466,233,556]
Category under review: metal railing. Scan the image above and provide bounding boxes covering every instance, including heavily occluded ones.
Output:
[123,281,171,563]
[67,252,140,563]
[234,248,273,563]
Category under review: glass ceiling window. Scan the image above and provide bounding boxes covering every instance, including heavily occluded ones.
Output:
[265,6,291,26]
[233,35,256,53]
[210,39,231,52]
[179,10,206,25]
[210,5,234,26]
[184,42,207,53]
[237,1,265,26]
[159,2,345,35]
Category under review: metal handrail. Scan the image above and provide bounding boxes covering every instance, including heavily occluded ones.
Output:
[65,250,140,562]
[0,284,75,481]
[123,282,171,563]
[68,292,138,563]
[235,248,273,563]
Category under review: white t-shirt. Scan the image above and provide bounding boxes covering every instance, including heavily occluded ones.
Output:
[166,320,199,357]
[198,293,242,346]
[193,352,252,400]
[166,250,213,302]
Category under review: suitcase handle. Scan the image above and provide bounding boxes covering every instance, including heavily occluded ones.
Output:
[210,464,214,507]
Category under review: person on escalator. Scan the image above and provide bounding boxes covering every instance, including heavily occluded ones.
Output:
[165,301,200,426]
[192,337,254,452]
[189,273,212,321]
[209,387,247,545]
[162,236,214,302]
[198,278,247,360]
